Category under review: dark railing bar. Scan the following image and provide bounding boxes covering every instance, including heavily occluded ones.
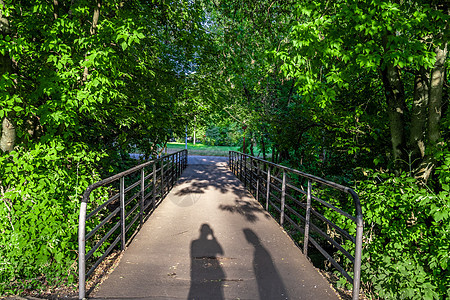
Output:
[86,193,120,221]
[143,198,154,211]
[125,212,141,233]
[86,207,120,241]
[285,193,307,210]
[286,182,306,195]
[124,191,141,207]
[311,195,356,222]
[86,235,121,279]
[268,200,281,213]
[124,179,141,194]
[269,190,281,203]
[144,191,154,202]
[308,236,353,283]
[231,152,361,200]
[310,208,356,243]
[144,182,154,192]
[79,150,188,300]
[284,203,306,223]
[125,201,140,220]
[144,171,154,181]
[284,200,355,261]
[86,222,121,261]
[229,151,363,300]
[308,221,355,263]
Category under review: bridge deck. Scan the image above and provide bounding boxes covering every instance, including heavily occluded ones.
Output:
[93,156,339,300]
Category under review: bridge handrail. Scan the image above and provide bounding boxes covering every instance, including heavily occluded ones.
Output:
[228,151,363,300]
[78,150,188,299]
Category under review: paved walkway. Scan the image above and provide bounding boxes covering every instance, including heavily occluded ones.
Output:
[93,156,338,299]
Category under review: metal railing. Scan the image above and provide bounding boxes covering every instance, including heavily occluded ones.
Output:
[229,151,363,300]
[78,150,187,299]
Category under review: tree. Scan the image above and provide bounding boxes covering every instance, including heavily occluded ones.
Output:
[279,0,449,181]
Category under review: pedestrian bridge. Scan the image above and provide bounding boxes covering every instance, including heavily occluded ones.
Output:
[78,151,363,300]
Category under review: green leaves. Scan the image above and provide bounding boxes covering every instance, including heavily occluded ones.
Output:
[354,169,450,299]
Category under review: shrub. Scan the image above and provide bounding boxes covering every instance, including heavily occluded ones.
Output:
[355,168,450,299]
[0,141,103,294]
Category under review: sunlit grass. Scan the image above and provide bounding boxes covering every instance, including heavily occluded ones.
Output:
[166,142,238,156]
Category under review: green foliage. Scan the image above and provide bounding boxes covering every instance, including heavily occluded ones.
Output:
[354,168,450,299]
[0,141,103,294]
[0,0,207,294]
[204,122,241,146]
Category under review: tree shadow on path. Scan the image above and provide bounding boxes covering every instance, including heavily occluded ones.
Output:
[244,228,288,300]
[188,224,226,300]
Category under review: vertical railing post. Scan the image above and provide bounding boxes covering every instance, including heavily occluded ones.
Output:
[177,152,180,177]
[152,161,156,210]
[243,155,247,188]
[140,168,145,228]
[280,170,286,226]
[256,160,260,202]
[352,214,364,300]
[303,179,312,256]
[120,176,126,250]
[170,155,173,188]
[78,201,87,300]
[266,165,271,211]
[161,158,164,197]
[251,158,255,195]
[238,153,241,178]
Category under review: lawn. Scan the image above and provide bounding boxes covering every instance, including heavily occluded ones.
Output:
[165,142,239,156]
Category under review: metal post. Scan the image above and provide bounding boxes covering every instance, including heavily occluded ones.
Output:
[161,158,164,197]
[239,154,243,181]
[280,170,286,225]
[243,155,247,188]
[185,125,188,149]
[256,160,260,202]
[266,165,271,211]
[120,177,126,250]
[177,152,180,177]
[352,215,364,300]
[303,180,312,256]
[140,168,145,228]
[78,202,87,300]
[152,162,156,210]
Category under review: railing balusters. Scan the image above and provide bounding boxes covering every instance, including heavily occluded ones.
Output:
[256,160,260,202]
[152,161,156,210]
[266,165,271,211]
[303,179,312,256]
[280,170,286,226]
[140,168,145,228]
[79,150,187,300]
[228,151,363,299]
[120,177,126,250]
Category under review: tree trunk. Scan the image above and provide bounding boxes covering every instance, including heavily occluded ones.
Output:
[415,42,448,183]
[428,43,447,145]
[0,0,15,153]
[408,67,429,159]
[380,61,407,168]
[82,0,101,81]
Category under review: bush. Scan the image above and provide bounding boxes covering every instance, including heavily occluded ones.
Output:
[355,168,450,299]
[0,141,103,294]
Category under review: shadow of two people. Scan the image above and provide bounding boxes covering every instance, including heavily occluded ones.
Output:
[188,224,287,300]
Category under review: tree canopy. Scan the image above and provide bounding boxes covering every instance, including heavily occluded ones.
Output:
[1,0,449,298]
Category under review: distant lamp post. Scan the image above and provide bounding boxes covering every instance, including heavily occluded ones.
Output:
[242,125,247,154]
[185,125,188,150]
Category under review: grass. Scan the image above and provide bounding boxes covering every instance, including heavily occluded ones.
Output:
[165,142,239,156]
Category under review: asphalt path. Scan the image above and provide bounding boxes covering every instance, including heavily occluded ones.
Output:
[93,156,339,300]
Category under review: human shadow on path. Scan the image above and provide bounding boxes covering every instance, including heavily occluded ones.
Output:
[244,228,288,300]
[188,224,225,300]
